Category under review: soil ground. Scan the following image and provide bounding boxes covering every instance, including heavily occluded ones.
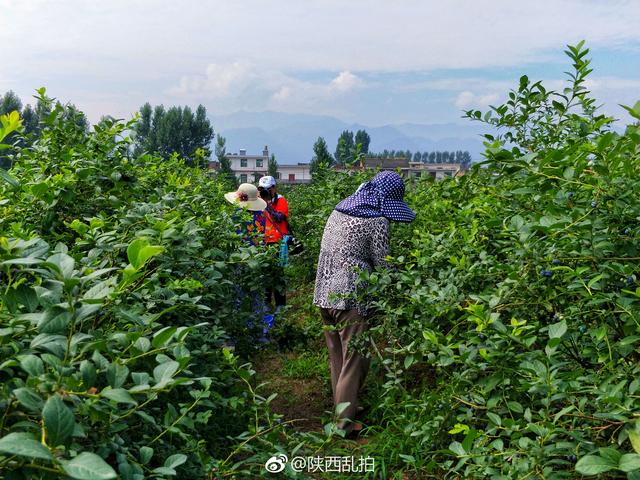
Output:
[253,350,333,433]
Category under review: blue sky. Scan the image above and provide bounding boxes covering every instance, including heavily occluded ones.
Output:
[1,0,639,127]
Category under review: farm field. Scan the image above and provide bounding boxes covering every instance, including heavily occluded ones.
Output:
[1,44,640,479]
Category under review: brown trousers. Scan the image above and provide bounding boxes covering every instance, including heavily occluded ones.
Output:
[320,308,370,433]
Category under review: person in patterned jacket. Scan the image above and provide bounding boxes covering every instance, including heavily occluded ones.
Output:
[313,171,416,436]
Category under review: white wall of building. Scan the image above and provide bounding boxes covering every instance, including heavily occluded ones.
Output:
[277,165,312,183]
[229,156,268,172]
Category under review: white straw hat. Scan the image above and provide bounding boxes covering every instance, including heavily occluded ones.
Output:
[224,183,267,211]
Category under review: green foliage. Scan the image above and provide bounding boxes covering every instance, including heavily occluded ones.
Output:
[285,170,369,284]
[354,129,370,154]
[310,136,335,177]
[335,130,355,165]
[288,42,640,478]
[282,352,329,380]
[268,153,278,178]
[464,40,609,153]
[349,42,640,478]
[409,150,472,167]
[0,110,22,144]
[215,134,236,188]
[0,90,286,478]
[369,149,472,167]
[0,89,87,168]
[0,91,22,117]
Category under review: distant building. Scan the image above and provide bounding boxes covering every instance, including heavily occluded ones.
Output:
[334,157,464,179]
[208,150,463,184]
[208,145,312,184]
[278,164,312,184]
[223,146,268,183]
[408,161,464,180]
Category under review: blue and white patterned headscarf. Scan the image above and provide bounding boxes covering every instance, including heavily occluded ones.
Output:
[335,171,416,223]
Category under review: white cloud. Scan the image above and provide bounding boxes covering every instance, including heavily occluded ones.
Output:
[264,71,365,116]
[169,62,256,97]
[1,1,639,123]
[455,91,501,109]
[399,78,512,93]
[586,77,640,91]
[330,71,362,92]
[2,1,640,74]
[272,86,292,102]
[165,64,365,116]
[478,93,500,105]
[454,91,475,108]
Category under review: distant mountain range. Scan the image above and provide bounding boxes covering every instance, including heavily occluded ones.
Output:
[210,111,489,165]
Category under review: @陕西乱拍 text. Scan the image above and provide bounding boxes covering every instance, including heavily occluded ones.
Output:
[264,454,375,473]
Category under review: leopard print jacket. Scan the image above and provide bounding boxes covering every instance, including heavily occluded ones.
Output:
[313,210,390,316]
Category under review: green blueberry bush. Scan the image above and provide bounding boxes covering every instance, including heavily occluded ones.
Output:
[0,90,284,479]
[283,43,640,479]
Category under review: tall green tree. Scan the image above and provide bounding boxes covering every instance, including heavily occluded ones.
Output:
[60,103,89,133]
[461,151,472,168]
[335,137,350,166]
[334,130,354,165]
[268,153,278,178]
[310,136,334,176]
[215,134,236,186]
[136,103,153,148]
[133,102,214,164]
[0,91,22,116]
[354,129,370,154]
[21,105,38,136]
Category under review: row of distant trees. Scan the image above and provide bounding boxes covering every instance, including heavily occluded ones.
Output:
[310,128,472,174]
[371,149,472,166]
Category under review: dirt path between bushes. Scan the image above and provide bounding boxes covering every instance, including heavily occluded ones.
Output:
[253,351,333,433]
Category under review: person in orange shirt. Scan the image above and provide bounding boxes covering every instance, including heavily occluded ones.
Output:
[258,175,289,308]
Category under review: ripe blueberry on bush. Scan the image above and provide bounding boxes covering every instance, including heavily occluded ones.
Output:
[627,276,635,285]
[540,269,553,278]
[478,333,485,340]
[567,192,574,199]
[552,259,561,265]
[624,228,631,235]
[591,201,597,208]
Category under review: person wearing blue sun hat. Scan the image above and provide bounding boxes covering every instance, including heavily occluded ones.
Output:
[313,171,415,436]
